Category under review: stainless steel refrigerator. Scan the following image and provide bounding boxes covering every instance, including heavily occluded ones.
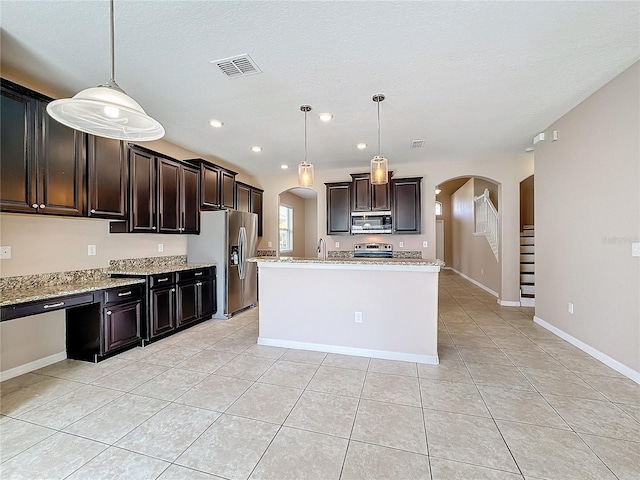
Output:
[187,210,258,318]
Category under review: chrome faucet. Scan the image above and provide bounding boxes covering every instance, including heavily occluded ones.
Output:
[317,238,327,261]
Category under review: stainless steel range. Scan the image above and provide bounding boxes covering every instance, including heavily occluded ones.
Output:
[353,243,393,258]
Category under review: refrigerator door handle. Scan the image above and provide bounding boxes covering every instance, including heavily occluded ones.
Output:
[239,226,246,280]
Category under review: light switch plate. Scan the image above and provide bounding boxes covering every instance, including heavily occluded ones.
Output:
[632,242,640,257]
[423,241,428,247]
[158,244,164,252]
[87,245,97,256]
[268,241,273,248]
[0,246,11,259]
[399,241,404,248]
[335,241,340,248]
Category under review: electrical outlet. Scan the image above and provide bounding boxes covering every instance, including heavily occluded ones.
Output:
[335,241,340,248]
[0,246,11,259]
[399,241,404,248]
[632,242,640,257]
[87,245,97,256]
[568,303,574,314]
[423,241,428,248]
[158,243,164,253]
[268,241,273,248]
[354,311,363,323]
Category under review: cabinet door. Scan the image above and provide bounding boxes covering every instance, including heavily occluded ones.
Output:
[38,104,86,216]
[250,189,263,237]
[236,182,250,212]
[129,148,157,232]
[177,282,198,327]
[181,164,200,234]
[158,157,181,233]
[351,174,371,211]
[0,83,37,213]
[87,136,126,219]
[371,176,391,211]
[103,301,141,353]
[150,287,175,337]
[326,182,351,235]
[199,278,216,318]
[221,170,236,209]
[392,178,422,234]
[201,164,220,208]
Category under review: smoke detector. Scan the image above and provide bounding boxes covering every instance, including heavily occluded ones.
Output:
[212,54,262,78]
[411,139,426,148]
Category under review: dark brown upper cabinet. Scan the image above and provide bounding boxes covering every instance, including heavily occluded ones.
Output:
[0,79,85,216]
[87,136,127,219]
[236,181,264,237]
[161,157,202,235]
[392,177,422,234]
[184,158,237,211]
[127,147,157,233]
[325,181,351,235]
[351,172,392,212]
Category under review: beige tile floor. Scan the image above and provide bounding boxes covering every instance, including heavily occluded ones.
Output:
[1,270,639,479]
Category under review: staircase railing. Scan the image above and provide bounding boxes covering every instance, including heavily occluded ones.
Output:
[474,188,499,261]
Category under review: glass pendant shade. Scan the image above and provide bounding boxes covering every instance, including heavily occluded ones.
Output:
[298,161,314,187]
[370,156,388,185]
[46,82,165,141]
[45,0,164,142]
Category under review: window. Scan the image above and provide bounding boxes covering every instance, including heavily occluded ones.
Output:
[435,201,443,216]
[279,204,293,253]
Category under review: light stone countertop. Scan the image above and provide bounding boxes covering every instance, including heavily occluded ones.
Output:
[107,262,216,276]
[250,256,444,267]
[0,276,146,307]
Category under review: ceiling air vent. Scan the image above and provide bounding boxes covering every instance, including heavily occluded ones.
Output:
[213,54,262,78]
[411,139,426,148]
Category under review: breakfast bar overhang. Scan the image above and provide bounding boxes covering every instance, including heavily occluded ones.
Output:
[251,257,443,364]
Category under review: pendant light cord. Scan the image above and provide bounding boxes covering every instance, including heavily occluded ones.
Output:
[377,99,381,157]
[304,108,308,164]
[109,0,115,83]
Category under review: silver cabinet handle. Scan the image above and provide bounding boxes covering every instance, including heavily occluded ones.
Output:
[158,277,169,282]
[152,226,156,230]
[117,291,132,297]
[106,310,112,316]
[196,282,202,286]
[90,209,96,213]
[39,204,45,209]
[194,272,203,276]
[170,288,175,293]
[32,203,38,208]
[43,302,64,309]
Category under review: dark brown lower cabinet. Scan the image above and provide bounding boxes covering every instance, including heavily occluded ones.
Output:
[150,285,176,338]
[177,282,198,327]
[104,301,142,352]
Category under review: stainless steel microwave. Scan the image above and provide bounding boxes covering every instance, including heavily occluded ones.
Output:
[351,211,392,234]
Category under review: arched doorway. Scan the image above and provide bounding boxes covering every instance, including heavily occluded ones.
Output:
[277,187,318,257]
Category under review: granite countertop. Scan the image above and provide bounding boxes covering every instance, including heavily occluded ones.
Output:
[249,256,445,267]
[107,262,216,276]
[0,276,146,307]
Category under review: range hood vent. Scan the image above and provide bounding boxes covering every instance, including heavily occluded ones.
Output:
[411,139,426,148]
[213,54,262,78]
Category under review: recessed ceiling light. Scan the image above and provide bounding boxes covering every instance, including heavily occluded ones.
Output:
[319,113,333,122]
[252,146,262,152]
[209,119,224,128]
[356,143,367,149]
[280,164,289,169]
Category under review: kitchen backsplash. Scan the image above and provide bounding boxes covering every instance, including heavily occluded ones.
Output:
[108,255,188,271]
[257,250,277,257]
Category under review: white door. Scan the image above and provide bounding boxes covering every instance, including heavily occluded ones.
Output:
[435,220,444,261]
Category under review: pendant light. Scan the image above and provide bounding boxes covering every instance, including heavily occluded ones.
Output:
[298,105,314,187]
[370,93,389,185]
[46,0,164,141]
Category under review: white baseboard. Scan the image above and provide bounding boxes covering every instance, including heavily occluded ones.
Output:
[0,351,67,382]
[499,300,522,307]
[258,337,439,365]
[520,297,535,307]
[534,316,640,385]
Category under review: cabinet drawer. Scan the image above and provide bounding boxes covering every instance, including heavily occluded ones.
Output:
[150,273,175,289]
[177,268,212,283]
[104,285,144,305]
[1,293,95,322]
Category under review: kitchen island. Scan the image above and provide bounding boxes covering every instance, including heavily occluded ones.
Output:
[251,257,443,364]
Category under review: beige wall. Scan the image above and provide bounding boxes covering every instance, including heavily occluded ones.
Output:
[520,175,534,230]
[451,179,501,294]
[304,196,318,257]
[535,61,640,374]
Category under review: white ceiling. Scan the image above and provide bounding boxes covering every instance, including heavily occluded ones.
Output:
[1,1,638,178]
